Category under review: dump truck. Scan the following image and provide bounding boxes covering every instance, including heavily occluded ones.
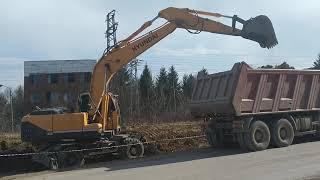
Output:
[190,62,320,151]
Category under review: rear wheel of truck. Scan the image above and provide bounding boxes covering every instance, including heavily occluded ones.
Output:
[120,137,144,159]
[245,120,270,151]
[271,118,294,148]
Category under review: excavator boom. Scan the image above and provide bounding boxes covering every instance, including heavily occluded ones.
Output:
[88,7,278,126]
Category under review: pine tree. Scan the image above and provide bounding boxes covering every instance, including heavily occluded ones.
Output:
[312,54,320,70]
[182,74,195,101]
[197,68,208,78]
[155,67,168,113]
[167,65,180,112]
[139,64,154,118]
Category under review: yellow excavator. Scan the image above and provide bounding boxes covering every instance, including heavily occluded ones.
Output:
[21,7,278,169]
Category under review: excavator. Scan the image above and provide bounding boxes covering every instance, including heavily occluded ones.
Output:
[20,7,278,169]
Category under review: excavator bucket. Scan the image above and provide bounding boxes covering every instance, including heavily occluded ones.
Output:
[241,15,278,49]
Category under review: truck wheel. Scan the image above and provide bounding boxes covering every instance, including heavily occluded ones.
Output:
[120,137,144,159]
[245,120,270,151]
[271,118,294,148]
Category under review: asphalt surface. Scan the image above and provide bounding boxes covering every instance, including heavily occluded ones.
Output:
[3,141,320,180]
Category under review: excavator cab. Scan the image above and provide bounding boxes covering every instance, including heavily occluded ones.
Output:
[233,15,278,49]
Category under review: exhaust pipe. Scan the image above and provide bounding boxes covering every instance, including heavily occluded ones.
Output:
[233,15,278,49]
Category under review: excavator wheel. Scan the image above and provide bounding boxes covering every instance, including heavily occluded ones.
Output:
[120,137,144,159]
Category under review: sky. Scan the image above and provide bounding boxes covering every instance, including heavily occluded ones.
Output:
[0,0,320,88]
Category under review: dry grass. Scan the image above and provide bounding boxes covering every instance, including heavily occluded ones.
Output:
[0,133,35,154]
[0,133,21,143]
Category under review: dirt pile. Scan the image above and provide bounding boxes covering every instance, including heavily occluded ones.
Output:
[124,121,207,153]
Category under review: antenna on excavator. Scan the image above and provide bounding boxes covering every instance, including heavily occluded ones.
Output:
[105,10,118,52]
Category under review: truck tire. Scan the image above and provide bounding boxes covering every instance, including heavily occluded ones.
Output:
[271,118,294,148]
[120,137,144,159]
[245,120,270,151]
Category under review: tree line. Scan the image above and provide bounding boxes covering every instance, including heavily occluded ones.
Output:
[109,64,200,124]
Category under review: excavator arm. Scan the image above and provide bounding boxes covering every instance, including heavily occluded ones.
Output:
[87,7,278,120]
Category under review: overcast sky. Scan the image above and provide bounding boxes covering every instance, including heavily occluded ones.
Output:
[1,0,320,88]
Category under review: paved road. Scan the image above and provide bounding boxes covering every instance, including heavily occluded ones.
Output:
[4,141,320,180]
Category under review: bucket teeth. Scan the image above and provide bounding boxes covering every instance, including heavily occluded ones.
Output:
[241,15,278,49]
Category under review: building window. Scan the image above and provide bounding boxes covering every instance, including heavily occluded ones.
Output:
[46,92,52,103]
[30,74,39,85]
[67,73,75,83]
[48,74,58,84]
[84,72,91,82]
[46,91,59,104]
[80,72,91,83]
[30,93,41,104]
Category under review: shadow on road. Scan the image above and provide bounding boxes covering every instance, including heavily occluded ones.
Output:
[81,146,245,172]
[79,135,320,173]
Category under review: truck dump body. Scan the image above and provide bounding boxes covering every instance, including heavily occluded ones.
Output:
[190,62,320,116]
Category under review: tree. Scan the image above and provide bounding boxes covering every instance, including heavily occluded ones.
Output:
[259,62,294,69]
[182,74,195,101]
[155,67,169,113]
[12,85,24,129]
[167,66,181,112]
[139,64,154,118]
[197,67,208,77]
[312,54,320,70]
[260,65,274,69]
[0,92,8,132]
[0,86,24,132]
[275,62,294,69]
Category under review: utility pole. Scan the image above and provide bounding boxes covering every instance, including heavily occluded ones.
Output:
[105,10,118,52]
[0,84,14,132]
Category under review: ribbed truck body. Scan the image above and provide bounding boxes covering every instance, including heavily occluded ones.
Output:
[191,62,320,151]
[190,62,320,116]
